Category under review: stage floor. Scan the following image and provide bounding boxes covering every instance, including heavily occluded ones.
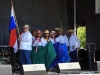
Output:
[13,71,100,75]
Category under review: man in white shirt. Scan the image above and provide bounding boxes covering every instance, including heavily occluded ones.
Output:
[55,28,69,46]
[68,29,80,62]
[19,25,32,64]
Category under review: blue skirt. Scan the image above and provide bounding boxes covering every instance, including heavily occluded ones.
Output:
[60,44,71,62]
[50,42,71,69]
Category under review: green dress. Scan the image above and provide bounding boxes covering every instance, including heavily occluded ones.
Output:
[31,41,56,70]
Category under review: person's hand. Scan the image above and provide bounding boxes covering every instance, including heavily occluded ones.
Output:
[76,48,79,50]
[20,38,22,41]
[18,37,22,41]
[72,45,75,49]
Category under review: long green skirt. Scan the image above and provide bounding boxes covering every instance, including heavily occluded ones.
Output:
[31,41,56,70]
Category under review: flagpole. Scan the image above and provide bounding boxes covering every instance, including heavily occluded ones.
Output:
[10,1,20,66]
[60,20,63,32]
[11,1,20,37]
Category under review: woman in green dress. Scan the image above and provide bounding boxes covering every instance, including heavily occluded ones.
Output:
[43,30,56,71]
[43,30,50,42]
[31,30,56,71]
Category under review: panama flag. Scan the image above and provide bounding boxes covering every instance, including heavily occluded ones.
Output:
[9,5,18,53]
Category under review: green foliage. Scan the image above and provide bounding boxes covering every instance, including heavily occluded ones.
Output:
[77,26,86,48]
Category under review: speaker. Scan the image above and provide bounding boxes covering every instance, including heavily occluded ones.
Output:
[58,62,81,74]
[95,51,100,61]
[23,64,46,75]
[0,65,12,75]
[78,49,89,70]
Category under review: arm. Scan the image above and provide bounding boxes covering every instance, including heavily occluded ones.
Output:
[75,35,80,48]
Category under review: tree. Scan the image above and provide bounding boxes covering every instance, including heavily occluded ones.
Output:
[77,26,86,48]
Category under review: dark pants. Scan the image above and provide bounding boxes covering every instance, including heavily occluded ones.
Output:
[20,50,31,64]
[69,50,78,62]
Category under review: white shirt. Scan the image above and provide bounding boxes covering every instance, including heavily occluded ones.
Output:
[50,38,56,44]
[19,31,32,50]
[69,35,80,52]
[32,37,47,47]
[55,35,69,46]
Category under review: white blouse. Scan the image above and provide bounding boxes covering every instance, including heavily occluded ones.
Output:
[50,38,56,44]
[32,37,47,47]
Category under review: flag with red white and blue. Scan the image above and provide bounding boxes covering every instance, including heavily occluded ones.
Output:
[9,5,18,53]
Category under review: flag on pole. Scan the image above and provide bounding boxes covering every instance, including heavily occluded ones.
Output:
[9,5,18,53]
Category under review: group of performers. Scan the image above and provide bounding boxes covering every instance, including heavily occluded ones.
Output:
[19,25,80,72]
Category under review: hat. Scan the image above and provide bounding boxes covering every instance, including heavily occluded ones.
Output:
[36,30,42,33]
[22,25,30,28]
[55,28,61,31]
[44,30,50,33]
[50,31,55,34]
[68,29,75,33]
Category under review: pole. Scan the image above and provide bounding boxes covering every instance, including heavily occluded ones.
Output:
[60,20,63,32]
[11,1,20,37]
[10,1,21,70]
[74,0,76,35]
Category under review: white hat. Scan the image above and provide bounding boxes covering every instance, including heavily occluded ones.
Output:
[55,28,61,31]
[50,31,55,34]
[68,29,75,33]
[22,25,31,28]
[44,30,50,33]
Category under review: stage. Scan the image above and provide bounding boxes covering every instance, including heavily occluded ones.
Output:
[12,71,100,75]
[0,0,100,75]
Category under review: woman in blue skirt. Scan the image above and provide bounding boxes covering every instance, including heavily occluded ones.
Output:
[49,30,71,72]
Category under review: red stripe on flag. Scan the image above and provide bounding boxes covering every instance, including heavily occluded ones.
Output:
[9,28,17,47]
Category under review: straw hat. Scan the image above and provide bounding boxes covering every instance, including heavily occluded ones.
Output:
[68,29,75,33]
[55,28,61,31]
[50,31,55,34]
[22,25,30,28]
[36,30,42,33]
[44,30,50,34]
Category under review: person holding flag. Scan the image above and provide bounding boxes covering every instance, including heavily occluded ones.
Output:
[19,25,32,64]
[9,1,32,64]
